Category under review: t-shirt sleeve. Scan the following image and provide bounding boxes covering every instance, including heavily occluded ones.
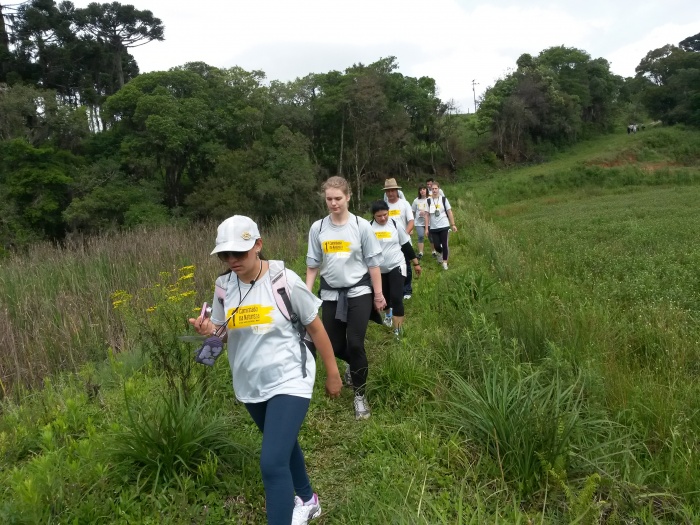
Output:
[210,276,227,325]
[444,198,451,211]
[411,199,417,215]
[397,223,410,245]
[286,270,323,326]
[404,201,414,222]
[306,219,323,267]
[358,218,384,266]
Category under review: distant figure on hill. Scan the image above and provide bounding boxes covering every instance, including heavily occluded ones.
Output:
[627,124,638,134]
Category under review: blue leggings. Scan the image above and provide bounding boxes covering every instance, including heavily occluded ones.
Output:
[245,395,313,525]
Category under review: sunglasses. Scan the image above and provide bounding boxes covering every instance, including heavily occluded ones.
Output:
[217,250,249,261]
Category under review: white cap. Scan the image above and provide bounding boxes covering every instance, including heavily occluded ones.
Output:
[210,215,260,255]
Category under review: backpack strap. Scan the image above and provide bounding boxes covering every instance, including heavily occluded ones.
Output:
[269,260,312,378]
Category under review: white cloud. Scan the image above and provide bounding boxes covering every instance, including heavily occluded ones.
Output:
[606,22,700,77]
[67,0,700,112]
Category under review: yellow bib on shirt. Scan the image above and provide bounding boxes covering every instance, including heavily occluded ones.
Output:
[322,240,351,254]
[228,304,275,329]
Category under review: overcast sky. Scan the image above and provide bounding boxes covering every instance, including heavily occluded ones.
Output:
[72,0,699,113]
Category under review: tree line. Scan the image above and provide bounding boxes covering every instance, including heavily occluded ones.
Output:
[0,0,697,254]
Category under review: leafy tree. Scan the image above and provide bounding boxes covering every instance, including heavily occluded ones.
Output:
[0,2,15,81]
[105,69,213,207]
[0,138,77,242]
[0,83,88,148]
[476,46,621,161]
[74,1,163,89]
[186,125,320,222]
[636,42,700,126]
[63,179,168,232]
[679,32,700,53]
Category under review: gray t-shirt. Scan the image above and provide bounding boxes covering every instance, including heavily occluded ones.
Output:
[427,196,452,230]
[412,197,429,227]
[387,198,414,231]
[306,214,384,301]
[372,219,411,275]
[211,268,321,403]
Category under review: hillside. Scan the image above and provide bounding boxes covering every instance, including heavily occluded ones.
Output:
[1,126,700,523]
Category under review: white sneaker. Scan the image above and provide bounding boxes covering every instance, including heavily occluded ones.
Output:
[354,394,371,420]
[437,254,443,263]
[292,493,322,524]
[343,366,353,387]
[442,262,449,270]
[403,294,411,300]
[383,314,393,327]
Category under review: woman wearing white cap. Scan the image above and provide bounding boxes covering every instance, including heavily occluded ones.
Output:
[189,215,341,525]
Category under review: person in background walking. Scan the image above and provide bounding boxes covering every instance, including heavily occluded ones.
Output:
[426,178,445,198]
[370,200,422,338]
[383,178,415,300]
[426,181,457,270]
[189,215,341,525]
[425,179,444,255]
[411,184,429,259]
[306,176,386,420]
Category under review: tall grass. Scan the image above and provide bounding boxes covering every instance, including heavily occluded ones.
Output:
[0,218,312,397]
[2,126,700,522]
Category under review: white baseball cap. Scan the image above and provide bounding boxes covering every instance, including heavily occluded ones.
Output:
[210,215,261,254]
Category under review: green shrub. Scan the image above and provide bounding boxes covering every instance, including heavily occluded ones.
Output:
[439,364,584,497]
[110,385,243,493]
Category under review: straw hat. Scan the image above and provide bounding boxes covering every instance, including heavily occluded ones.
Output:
[382,178,402,190]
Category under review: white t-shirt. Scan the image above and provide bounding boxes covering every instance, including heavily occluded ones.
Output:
[306,214,384,301]
[427,196,452,230]
[371,219,410,276]
[210,268,321,403]
[412,197,429,227]
[386,198,414,231]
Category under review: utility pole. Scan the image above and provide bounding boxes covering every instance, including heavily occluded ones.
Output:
[472,79,479,113]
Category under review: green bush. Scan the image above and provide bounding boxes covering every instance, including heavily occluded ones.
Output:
[110,385,243,493]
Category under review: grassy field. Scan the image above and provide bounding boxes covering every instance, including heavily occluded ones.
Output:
[1,126,699,523]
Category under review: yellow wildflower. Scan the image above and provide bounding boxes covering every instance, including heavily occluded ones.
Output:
[178,273,195,281]
[179,265,195,273]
